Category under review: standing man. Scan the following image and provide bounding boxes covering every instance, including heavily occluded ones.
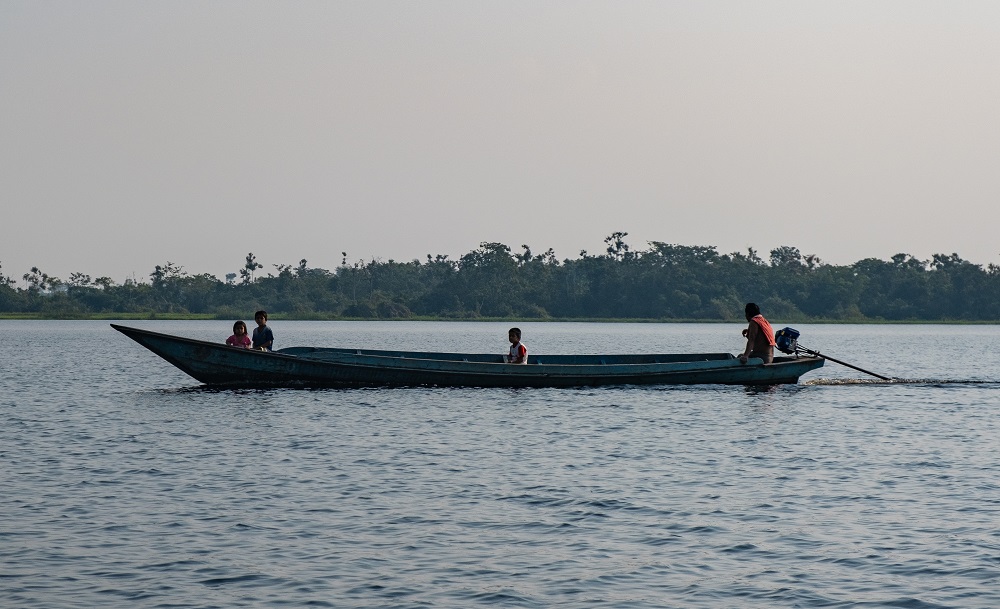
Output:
[739,303,776,364]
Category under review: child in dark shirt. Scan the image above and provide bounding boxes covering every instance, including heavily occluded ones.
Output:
[252,310,274,351]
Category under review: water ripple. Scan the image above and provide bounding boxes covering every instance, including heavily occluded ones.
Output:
[4,321,1000,607]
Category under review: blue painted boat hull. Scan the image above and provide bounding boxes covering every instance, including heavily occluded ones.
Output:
[112,324,824,388]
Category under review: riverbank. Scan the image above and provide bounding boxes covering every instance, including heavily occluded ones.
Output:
[2,312,998,324]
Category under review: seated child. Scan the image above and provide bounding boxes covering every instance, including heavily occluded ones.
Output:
[506,327,528,364]
[252,310,274,351]
[226,320,252,349]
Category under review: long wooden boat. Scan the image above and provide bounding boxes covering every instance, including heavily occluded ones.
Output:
[111,324,824,388]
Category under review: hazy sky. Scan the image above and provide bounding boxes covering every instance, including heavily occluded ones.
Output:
[3,1,999,283]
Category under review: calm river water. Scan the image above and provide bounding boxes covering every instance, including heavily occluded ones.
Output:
[2,320,999,608]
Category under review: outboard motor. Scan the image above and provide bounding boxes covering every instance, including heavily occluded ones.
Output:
[775,327,800,355]
[773,327,893,380]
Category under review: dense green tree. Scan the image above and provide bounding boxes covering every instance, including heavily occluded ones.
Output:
[240,253,262,285]
[5,238,1000,321]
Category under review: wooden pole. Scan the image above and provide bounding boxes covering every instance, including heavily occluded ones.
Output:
[799,347,892,381]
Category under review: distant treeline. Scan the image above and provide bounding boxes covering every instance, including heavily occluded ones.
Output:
[3,233,999,321]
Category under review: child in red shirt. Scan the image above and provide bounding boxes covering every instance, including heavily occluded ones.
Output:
[506,327,528,364]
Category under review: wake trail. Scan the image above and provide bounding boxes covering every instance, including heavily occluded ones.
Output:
[804,378,998,386]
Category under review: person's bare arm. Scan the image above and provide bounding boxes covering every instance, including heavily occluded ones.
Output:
[739,322,758,363]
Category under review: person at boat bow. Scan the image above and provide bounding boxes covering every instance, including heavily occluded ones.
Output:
[739,302,775,364]
[226,320,252,349]
[252,310,274,351]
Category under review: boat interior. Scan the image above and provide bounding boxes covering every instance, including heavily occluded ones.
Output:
[278,346,742,365]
